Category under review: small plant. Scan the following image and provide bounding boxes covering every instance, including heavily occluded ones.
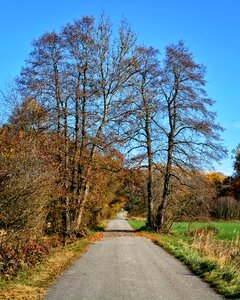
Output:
[198,260,217,273]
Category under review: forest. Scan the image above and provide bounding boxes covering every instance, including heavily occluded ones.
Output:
[0,14,240,280]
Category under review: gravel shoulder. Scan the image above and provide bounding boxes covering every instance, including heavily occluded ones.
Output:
[43,213,223,300]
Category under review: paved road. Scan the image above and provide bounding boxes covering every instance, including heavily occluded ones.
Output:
[44,212,223,300]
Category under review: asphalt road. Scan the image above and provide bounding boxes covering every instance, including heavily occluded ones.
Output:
[43,212,223,300]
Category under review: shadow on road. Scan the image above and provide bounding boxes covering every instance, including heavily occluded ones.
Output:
[104,229,135,233]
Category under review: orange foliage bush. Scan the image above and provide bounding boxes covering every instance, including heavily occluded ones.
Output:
[0,235,49,278]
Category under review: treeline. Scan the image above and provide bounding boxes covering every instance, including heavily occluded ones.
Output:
[213,145,240,220]
[125,168,240,221]
[0,12,227,244]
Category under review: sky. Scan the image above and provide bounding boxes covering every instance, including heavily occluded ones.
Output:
[0,0,239,175]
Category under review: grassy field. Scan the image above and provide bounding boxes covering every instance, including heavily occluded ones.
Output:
[128,218,240,298]
[128,218,146,231]
[128,218,240,240]
[171,221,240,240]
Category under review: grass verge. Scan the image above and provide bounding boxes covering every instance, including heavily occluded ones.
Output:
[128,218,146,231]
[0,232,103,300]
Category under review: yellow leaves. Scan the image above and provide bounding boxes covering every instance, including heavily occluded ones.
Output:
[0,127,23,160]
[0,147,16,159]
[0,127,37,160]
[19,130,25,138]
[207,172,226,184]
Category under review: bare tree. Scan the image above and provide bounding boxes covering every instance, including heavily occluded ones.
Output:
[154,41,226,229]
[72,15,138,229]
[125,46,160,226]
[16,32,72,237]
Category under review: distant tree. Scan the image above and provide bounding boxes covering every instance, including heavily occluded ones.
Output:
[120,169,147,216]
[9,98,49,132]
[214,196,240,220]
[231,145,240,200]
[207,171,226,198]
[233,145,240,176]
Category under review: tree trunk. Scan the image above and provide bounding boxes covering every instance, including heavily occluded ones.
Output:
[63,102,71,233]
[155,131,174,229]
[74,144,96,230]
[144,96,153,227]
[74,180,90,230]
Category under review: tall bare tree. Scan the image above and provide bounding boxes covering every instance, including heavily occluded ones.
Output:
[17,32,72,236]
[154,41,226,229]
[126,46,160,226]
[72,15,138,229]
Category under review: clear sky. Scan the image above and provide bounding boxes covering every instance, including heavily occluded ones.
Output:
[0,0,239,175]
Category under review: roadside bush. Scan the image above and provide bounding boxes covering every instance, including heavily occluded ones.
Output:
[0,234,49,278]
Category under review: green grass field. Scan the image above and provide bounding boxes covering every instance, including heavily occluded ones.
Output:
[171,221,240,240]
[127,218,145,230]
[128,218,240,240]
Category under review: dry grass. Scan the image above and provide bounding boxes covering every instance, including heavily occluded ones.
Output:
[191,231,240,269]
[0,232,103,300]
[134,232,161,240]
[0,286,44,300]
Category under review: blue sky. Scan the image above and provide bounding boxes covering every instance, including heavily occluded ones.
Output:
[0,0,239,175]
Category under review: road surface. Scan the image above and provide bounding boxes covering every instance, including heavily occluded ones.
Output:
[44,212,222,300]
